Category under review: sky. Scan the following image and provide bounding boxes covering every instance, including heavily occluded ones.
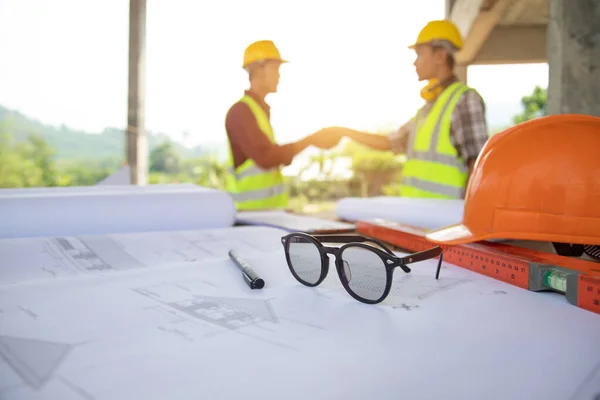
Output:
[0,0,549,149]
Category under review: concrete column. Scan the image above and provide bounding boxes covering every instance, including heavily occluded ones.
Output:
[455,65,468,84]
[547,0,600,117]
[127,0,148,185]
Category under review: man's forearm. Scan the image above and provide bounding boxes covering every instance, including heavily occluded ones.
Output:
[246,139,310,170]
[290,136,314,156]
[269,136,314,168]
[345,129,392,151]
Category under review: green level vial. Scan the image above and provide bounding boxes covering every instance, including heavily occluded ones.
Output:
[543,270,568,293]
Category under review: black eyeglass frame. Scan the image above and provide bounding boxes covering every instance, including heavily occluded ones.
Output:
[280,232,443,304]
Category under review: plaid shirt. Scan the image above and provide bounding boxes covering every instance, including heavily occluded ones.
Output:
[390,84,489,164]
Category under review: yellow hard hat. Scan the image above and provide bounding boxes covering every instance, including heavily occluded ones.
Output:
[242,40,288,68]
[408,20,464,50]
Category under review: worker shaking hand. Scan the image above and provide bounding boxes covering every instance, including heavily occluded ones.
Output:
[224,40,347,211]
[307,127,345,149]
[317,20,491,200]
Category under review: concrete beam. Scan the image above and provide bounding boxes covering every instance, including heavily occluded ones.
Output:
[547,0,600,116]
[127,0,148,185]
[454,0,516,65]
[472,25,547,65]
[449,0,486,39]
[445,0,456,19]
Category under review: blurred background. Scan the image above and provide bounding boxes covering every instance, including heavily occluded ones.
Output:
[0,0,548,214]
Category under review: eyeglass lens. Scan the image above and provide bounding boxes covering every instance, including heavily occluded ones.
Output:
[287,236,322,284]
[340,246,388,301]
[287,237,388,301]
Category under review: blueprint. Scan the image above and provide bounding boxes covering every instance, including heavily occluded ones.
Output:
[236,210,356,233]
[569,361,600,400]
[1,225,600,400]
[335,196,464,229]
[0,184,237,239]
[0,226,283,286]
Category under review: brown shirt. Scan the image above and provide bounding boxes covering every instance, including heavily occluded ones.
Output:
[225,90,296,169]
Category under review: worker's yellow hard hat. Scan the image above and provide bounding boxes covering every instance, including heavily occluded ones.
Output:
[243,40,288,68]
[408,20,464,50]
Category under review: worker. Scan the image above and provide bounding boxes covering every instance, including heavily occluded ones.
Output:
[325,20,490,199]
[224,40,342,210]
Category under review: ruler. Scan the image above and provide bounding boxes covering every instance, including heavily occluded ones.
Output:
[356,219,600,315]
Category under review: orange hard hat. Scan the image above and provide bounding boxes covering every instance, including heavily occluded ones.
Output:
[426,114,600,246]
[408,20,464,50]
[243,40,288,68]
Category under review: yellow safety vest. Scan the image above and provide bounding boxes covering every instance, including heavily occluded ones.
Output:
[225,95,288,210]
[400,81,472,199]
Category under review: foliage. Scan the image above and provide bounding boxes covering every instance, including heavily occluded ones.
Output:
[351,151,402,173]
[0,127,119,188]
[513,85,547,124]
[150,141,181,174]
[0,104,210,160]
[0,121,226,190]
[0,132,45,188]
[147,142,228,189]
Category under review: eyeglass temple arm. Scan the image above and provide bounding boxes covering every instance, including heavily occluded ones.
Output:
[397,247,444,280]
[312,235,396,255]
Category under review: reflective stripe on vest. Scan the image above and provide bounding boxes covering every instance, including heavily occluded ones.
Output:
[227,164,276,180]
[225,95,288,210]
[400,82,471,199]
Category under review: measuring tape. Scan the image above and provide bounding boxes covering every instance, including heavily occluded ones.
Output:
[356,219,600,315]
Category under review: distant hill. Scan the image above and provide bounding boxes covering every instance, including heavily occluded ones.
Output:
[0,105,210,160]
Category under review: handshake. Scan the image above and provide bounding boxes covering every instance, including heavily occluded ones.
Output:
[307,126,351,150]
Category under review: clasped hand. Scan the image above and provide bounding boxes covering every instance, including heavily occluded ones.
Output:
[310,127,348,149]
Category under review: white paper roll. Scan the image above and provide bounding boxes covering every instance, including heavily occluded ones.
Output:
[0,184,236,238]
[336,196,464,230]
[0,183,198,195]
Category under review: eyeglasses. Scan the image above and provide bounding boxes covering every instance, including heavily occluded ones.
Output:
[280,232,443,304]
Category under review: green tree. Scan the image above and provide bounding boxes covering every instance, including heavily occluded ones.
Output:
[513,86,547,124]
[149,141,181,173]
[0,130,45,187]
[18,134,58,186]
[194,156,227,189]
[55,159,118,186]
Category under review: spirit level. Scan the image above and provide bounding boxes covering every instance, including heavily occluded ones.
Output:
[356,219,600,315]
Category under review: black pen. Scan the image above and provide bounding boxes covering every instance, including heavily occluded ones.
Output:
[228,249,265,290]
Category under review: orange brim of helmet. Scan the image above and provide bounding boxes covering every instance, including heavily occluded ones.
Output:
[425,223,484,245]
[426,223,600,246]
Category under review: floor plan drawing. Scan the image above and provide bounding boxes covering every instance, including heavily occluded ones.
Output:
[0,226,285,286]
[2,222,599,400]
[314,261,474,307]
[133,281,279,328]
[134,285,279,329]
[0,335,72,390]
[130,279,327,352]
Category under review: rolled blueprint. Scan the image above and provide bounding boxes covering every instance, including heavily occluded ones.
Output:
[336,196,464,230]
[0,183,197,195]
[0,184,236,238]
